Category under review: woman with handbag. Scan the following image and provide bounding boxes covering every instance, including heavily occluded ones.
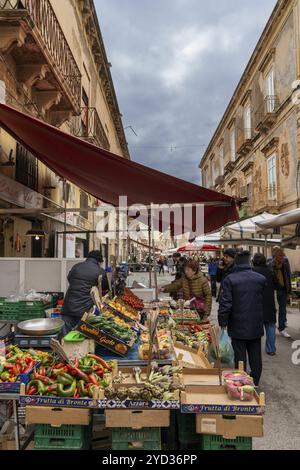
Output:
[160,259,212,320]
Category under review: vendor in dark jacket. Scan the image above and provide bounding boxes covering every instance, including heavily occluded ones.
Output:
[62,250,107,335]
[253,253,277,356]
[216,248,236,301]
[218,250,266,386]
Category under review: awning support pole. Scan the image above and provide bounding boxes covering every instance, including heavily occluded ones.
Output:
[148,223,152,288]
[63,179,67,258]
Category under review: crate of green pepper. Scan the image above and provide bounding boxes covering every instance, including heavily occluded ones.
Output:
[76,313,137,357]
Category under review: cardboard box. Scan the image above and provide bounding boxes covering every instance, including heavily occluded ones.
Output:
[181,385,265,415]
[173,342,213,369]
[175,368,222,387]
[61,338,95,361]
[196,414,264,438]
[26,406,91,426]
[131,288,155,302]
[105,409,170,429]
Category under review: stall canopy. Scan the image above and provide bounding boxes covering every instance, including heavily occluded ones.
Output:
[256,208,300,231]
[0,104,237,235]
[177,243,220,252]
[221,212,277,239]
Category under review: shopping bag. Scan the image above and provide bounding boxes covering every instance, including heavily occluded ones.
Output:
[210,329,234,365]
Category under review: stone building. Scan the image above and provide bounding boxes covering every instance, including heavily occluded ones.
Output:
[0,0,129,260]
[200,0,300,222]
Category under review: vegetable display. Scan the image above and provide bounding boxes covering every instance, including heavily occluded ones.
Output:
[121,288,144,311]
[223,371,255,402]
[87,313,137,344]
[108,363,183,401]
[0,345,52,383]
[25,354,113,398]
[106,298,140,321]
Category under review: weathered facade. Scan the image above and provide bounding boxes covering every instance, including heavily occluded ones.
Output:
[200,0,300,221]
[0,0,129,260]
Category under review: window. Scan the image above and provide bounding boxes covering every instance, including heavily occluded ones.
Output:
[266,67,275,112]
[243,104,251,140]
[230,127,236,162]
[80,191,89,220]
[267,154,277,200]
[15,144,38,191]
[219,144,224,175]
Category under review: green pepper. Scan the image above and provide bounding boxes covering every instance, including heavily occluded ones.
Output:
[6,354,20,364]
[1,371,11,381]
[56,380,77,397]
[78,380,88,397]
[57,373,74,386]
[26,380,45,395]
[88,384,96,398]
[79,366,93,374]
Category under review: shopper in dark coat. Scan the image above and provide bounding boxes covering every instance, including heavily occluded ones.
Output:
[216,248,236,301]
[253,253,277,356]
[62,251,107,335]
[218,251,266,385]
[268,246,292,338]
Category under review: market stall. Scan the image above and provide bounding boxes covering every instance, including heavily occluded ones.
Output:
[0,285,265,451]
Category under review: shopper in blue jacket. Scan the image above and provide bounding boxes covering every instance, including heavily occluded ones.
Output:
[218,250,266,385]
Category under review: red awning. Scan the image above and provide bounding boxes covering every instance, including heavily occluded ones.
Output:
[178,243,220,252]
[0,104,237,234]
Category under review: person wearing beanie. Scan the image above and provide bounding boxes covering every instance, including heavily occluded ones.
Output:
[216,247,236,301]
[61,250,108,335]
[218,250,266,386]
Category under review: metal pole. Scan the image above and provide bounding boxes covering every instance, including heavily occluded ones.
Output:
[63,179,67,258]
[152,231,158,301]
[264,234,268,257]
[148,225,152,288]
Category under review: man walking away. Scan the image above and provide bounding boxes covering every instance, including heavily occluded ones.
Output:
[158,257,165,275]
[253,253,277,356]
[269,247,291,338]
[167,256,174,274]
[208,258,218,297]
[218,251,266,386]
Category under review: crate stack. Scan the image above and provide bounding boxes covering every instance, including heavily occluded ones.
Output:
[0,300,46,322]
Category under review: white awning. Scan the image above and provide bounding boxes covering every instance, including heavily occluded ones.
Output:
[221,212,277,238]
[256,208,300,231]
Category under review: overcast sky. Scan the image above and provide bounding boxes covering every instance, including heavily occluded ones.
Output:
[95,0,277,184]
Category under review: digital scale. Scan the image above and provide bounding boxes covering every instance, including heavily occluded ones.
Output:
[14,333,60,349]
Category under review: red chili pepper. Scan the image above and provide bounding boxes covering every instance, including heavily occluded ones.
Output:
[4,363,15,370]
[74,358,79,369]
[46,384,58,393]
[88,374,98,386]
[28,386,37,395]
[53,363,66,370]
[73,388,78,398]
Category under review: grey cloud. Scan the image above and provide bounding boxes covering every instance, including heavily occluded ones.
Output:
[95,0,277,183]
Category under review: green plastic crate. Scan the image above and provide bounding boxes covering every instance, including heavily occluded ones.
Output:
[0,300,45,321]
[34,424,91,450]
[202,435,252,451]
[176,412,202,444]
[112,428,161,451]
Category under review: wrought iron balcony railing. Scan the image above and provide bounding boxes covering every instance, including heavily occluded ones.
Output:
[72,107,110,150]
[0,0,81,113]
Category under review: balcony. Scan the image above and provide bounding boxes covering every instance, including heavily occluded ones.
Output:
[237,129,254,157]
[224,160,236,175]
[255,96,279,134]
[72,107,110,150]
[0,0,81,125]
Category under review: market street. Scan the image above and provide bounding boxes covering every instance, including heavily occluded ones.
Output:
[129,271,300,451]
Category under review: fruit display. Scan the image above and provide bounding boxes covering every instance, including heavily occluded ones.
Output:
[0,345,52,385]
[139,328,172,360]
[105,298,140,321]
[223,371,255,402]
[87,314,137,344]
[107,363,183,401]
[121,288,144,310]
[25,354,113,398]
